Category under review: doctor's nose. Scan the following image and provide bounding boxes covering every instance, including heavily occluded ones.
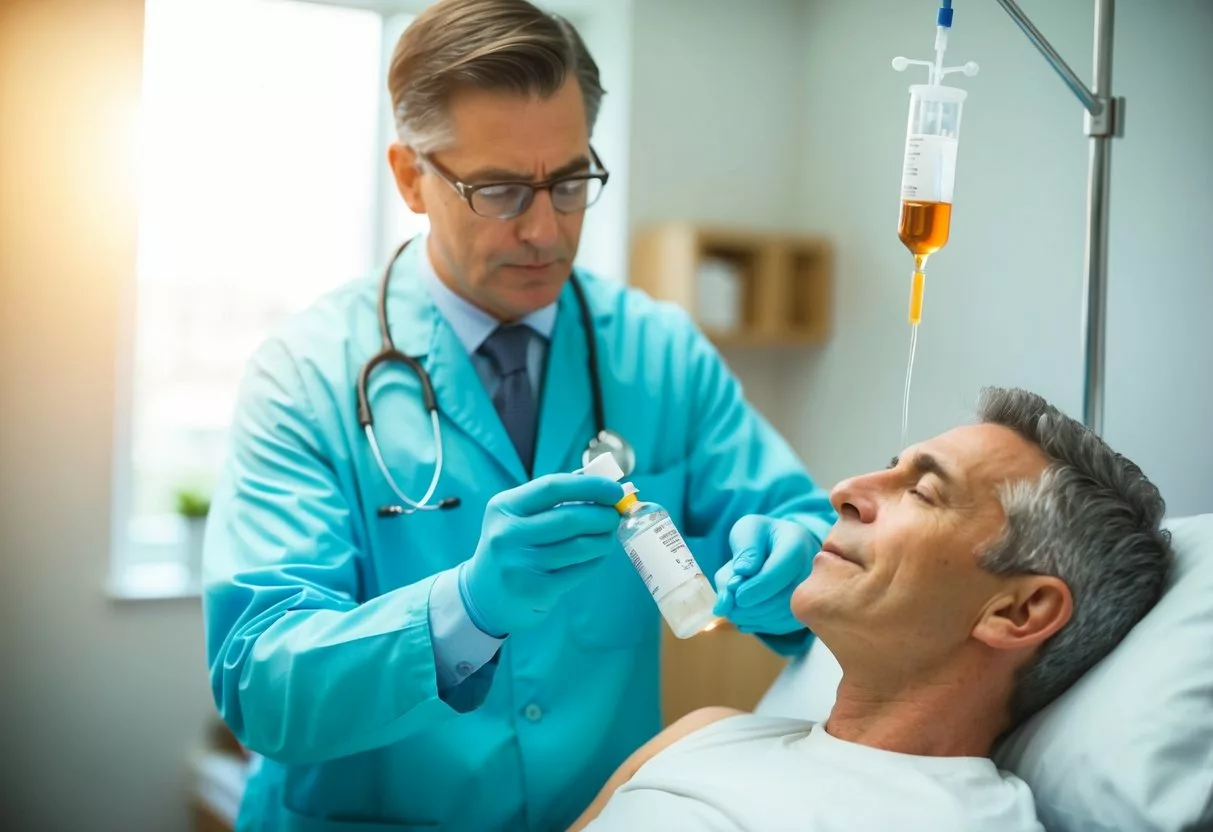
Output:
[517,189,560,249]
[830,475,877,524]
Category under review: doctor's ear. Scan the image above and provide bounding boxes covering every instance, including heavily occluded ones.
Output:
[972,575,1072,653]
[388,143,427,214]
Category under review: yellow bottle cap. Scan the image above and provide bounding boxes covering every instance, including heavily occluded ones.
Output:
[614,482,638,513]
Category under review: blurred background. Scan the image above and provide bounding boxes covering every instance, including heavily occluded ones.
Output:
[1,0,1210,829]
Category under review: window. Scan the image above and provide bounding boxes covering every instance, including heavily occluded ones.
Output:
[115,0,421,594]
[114,0,629,596]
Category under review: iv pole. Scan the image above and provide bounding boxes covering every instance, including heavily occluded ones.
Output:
[992,0,1123,434]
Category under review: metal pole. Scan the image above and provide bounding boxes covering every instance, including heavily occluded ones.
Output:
[993,0,1101,115]
[994,0,1122,433]
[1081,0,1116,435]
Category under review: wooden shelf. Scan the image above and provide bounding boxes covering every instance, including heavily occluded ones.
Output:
[630,222,832,347]
[660,618,789,726]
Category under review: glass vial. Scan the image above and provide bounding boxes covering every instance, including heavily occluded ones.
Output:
[614,483,719,639]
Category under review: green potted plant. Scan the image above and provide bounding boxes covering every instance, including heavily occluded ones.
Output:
[175,486,211,580]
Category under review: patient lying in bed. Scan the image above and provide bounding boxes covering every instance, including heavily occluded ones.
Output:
[569,387,1173,832]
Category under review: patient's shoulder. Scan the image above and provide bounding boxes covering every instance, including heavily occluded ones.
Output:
[668,707,746,734]
[663,709,816,752]
[635,708,744,761]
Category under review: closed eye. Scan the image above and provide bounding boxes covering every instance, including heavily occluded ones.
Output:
[910,487,932,503]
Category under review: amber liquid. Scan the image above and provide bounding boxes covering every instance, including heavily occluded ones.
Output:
[896,200,951,451]
[898,200,953,256]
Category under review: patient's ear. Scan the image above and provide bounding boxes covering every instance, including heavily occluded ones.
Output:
[973,576,1072,652]
[387,143,427,214]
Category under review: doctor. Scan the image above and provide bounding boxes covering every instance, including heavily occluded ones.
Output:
[203,0,836,830]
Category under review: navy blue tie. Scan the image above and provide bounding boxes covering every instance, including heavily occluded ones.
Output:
[479,325,537,472]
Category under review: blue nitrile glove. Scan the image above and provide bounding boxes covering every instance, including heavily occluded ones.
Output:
[712,515,818,635]
[459,473,625,637]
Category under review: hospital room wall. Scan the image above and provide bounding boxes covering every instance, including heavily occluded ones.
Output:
[0,2,218,831]
[786,0,1213,517]
[627,0,809,428]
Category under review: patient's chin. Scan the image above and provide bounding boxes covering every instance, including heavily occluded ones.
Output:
[790,569,836,622]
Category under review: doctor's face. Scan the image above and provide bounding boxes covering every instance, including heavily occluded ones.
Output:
[390,78,591,322]
[791,424,1053,676]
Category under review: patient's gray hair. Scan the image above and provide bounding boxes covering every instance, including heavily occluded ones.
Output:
[387,0,605,153]
[976,387,1172,726]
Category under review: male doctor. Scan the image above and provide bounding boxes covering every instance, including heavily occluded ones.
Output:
[203,0,836,829]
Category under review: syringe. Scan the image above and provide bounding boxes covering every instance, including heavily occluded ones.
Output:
[892,0,978,447]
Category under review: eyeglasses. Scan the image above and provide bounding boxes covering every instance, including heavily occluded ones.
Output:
[417,146,609,220]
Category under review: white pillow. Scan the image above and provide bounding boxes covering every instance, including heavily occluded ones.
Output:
[993,513,1213,832]
[754,630,841,724]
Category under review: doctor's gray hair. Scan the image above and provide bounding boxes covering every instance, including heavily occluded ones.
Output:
[975,387,1172,727]
[387,0,605,153]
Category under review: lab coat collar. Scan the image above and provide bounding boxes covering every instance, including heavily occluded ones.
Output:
[379,238,524,482]
[530,281,596,478]
[381,237,441,359]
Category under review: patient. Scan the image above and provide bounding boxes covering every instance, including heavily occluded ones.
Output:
[569,387,1172,832]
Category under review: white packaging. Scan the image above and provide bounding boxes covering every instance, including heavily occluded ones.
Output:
[623,519,702,603]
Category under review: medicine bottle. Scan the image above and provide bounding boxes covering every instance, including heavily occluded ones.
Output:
[580,452,721,638]
[612,482,720,639]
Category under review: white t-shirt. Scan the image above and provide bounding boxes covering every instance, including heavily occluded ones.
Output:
[583,714,1044,832]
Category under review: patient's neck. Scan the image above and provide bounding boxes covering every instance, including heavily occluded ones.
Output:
[824,652,1011,758]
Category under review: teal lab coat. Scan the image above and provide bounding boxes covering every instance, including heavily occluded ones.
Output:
[202,239,836,831]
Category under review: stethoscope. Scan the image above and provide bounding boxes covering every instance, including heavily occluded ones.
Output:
[357,238,636,518]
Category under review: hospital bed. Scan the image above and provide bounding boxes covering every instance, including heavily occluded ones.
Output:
[189,514,1213,831]
[757,512,1213,832]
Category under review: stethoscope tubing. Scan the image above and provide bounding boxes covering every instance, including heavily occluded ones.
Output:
[360,238,613,516]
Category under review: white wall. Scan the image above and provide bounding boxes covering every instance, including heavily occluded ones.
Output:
[628,0,809,427]
[1100,0,1213,518]
[0,3,218,832]
[787,0,1213,517]
[566,1,635,285]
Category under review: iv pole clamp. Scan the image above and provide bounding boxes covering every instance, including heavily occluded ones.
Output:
[993,0,1125,435]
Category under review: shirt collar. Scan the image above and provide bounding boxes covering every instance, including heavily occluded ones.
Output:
[418,235,558,356]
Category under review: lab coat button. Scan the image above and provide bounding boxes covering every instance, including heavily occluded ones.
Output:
[523,703,543,722]
[456,662,473,677]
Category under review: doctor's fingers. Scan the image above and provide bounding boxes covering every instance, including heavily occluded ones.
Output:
[499,473,625,516]
[522,530,618,570]
[516,557,609,614]
[733,547,805,607]
[513,503,623,545]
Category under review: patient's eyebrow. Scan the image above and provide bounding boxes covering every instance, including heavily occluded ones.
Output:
[888,452,958,487]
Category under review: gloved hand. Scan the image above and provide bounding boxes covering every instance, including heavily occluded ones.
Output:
[459,473,625,637]
[712,515,818,635]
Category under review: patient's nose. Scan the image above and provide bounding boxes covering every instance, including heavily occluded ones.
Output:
[830,475,877,524]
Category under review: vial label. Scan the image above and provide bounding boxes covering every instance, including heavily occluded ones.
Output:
[624,521,703,603]
[900,134,958,203]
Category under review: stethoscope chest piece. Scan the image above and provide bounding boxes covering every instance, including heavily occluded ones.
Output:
[583,429,636,478]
